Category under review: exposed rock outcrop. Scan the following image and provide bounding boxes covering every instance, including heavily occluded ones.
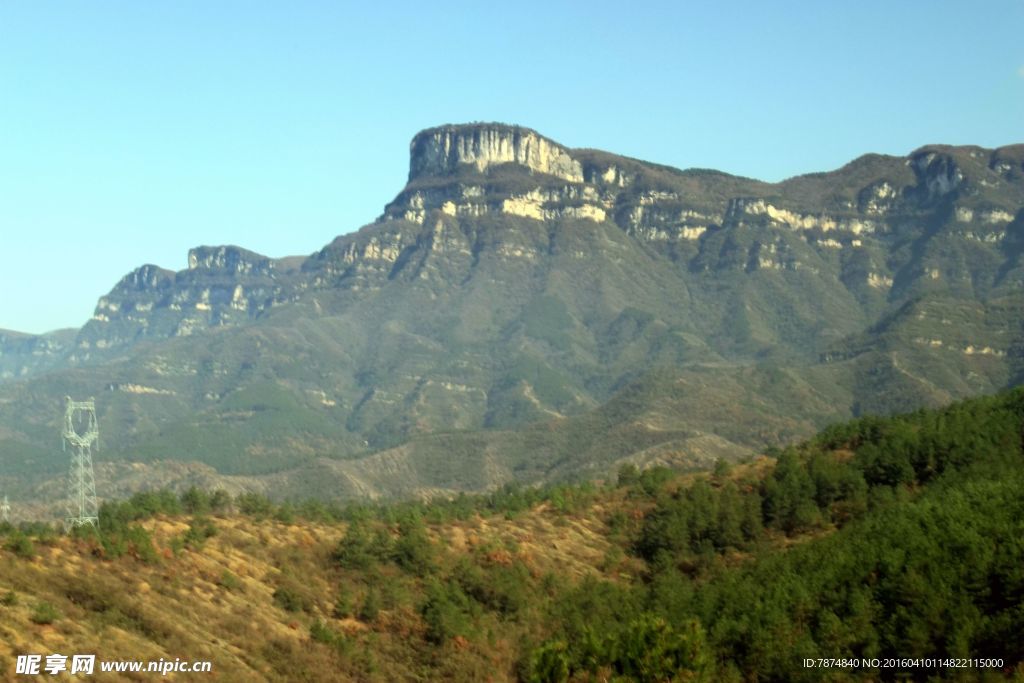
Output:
[188,246,275,275]
[409,123,584,183]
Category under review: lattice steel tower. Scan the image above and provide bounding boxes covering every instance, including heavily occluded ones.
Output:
[63,396,99,530]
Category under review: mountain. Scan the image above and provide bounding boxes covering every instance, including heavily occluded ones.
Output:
[1,124,1022,505]
[0,328,76,382]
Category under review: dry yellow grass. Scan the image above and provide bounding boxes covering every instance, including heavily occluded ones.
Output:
[0,516,352,682]
[0,497,642,682]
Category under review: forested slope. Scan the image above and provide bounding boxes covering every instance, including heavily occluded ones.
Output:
[1,389,1022,681]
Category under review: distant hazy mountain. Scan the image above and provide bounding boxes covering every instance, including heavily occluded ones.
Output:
[1,123,1021,504]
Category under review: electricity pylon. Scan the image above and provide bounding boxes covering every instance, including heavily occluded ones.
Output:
[63,396,99,531]
[0,495,9,523]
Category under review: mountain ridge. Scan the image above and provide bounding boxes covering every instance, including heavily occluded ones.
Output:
[1,123,1022,507]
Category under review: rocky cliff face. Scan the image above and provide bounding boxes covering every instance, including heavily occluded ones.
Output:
[187,246,275,274]
[408,124,584,183]
[69,248,307,360]
[389,128,1022,312]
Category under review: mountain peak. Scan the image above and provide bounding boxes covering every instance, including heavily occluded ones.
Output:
[408,122,583,184]
[187,245,273,274]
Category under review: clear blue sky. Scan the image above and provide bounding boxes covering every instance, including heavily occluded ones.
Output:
[2,1,1022,334]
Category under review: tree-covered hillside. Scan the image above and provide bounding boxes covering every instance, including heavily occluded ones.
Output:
[1,388,1023,681]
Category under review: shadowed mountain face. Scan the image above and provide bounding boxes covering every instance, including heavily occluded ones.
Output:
[1,124,1022,504]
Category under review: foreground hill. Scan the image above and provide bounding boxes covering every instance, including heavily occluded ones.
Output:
[1,389,1022,681]
[1,125,1022,502]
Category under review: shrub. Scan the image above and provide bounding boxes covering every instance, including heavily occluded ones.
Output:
[310,619,338,645]
[218,571,244,593]
[180,487,211,514]
[273,584,313,613]
[30,602,59,625]
[611,615,711,681]
[4,533,34,559]
[393,519,435,576]
[125,526,160,564]
[713,458,733,479]
[857,442,915,488]
[209,489,232,514]
[762,449,820,534]
[333,587,354,619]
[526,640,571,683]
[182,516,218,550]
[358,589,381,623]
[236,492,274,517]
[274,504,295,525]
[637,467,675,497]
[420,580,476,644]
[455,559,530,616]
[617,463,640,487]
[333,520,391,570]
